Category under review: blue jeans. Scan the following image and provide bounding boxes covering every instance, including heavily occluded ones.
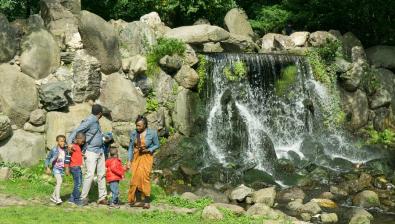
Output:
[109,181,119,204]
[69,166,82,203]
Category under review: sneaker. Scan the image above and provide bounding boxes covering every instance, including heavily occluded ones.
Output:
[56,199,63,205]
[50,196,57,204]
[80,198,89,206]
[109,203,120,209]
[97,199,108,205]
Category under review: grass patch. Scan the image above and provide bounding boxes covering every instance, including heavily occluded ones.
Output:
[275,65,297,96]
[147,38,186,78]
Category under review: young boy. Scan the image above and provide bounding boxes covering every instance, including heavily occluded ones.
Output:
[45,135,67,205]
[65,132,86,206]
[105,147,125,208]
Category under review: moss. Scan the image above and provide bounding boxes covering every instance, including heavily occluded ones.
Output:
[196,54,207,93]
[275,65,298,96]
[146,38,186,78]
[223,60,247,81]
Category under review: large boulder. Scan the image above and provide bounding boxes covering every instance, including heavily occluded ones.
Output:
[122,55,148,79]
[340,89,369,130]
[0,129,45,166]
[376,68,395,115]
[308,31,338,47]
[342,32,363,59]
[40,0,81,49]
[290,32,309,47]
[72,50,101,103]
[39,81,71,111]
[251,187,276,207]
[353,190,380,208]
[221,33,259,53]
[224,8,254,39]
[277,187,305,203]
[153,70,178,105]
[59,0,81,15]
[202,205,223,220]
[116,21,156,58]
[20,29,60,80]
[165,24,230,44]
[159,55,183,74]
[173,88,201,136]
[78,10,121,74]
[0,115,12,141]
[369,88,391,109]
[229,184,254,202]
[45,103,112,149]
[174,65,199,90]
[0,14,17,62]
[366,45,395,69]
[0,64,38,127]
[260,33,294,52]
[99,73,146,122]
[23,122,45,133]
[339,60,368,92]
[349,208,373,224]
[320,213,338,223]
[139,12,170,38]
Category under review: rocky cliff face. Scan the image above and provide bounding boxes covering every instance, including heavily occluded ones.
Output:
[0,3,394,168]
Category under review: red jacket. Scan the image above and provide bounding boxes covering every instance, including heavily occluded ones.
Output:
[105,158,125,183]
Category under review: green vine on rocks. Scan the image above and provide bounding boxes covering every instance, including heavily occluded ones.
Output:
[223,60,247,81]
[196,54,207,93]
[146,38,186,78]
[146,92,159,112]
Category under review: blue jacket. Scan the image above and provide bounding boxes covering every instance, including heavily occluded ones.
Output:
[67,114,104,154]
[44,146,66,168]
[128,128,160,161]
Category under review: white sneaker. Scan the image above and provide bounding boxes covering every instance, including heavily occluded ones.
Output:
[56,199,63,205]
[50,196,57,204]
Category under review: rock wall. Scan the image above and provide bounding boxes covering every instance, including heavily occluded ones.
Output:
[0,4,394,167]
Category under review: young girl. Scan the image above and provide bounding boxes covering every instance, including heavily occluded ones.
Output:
[45,135,67,205]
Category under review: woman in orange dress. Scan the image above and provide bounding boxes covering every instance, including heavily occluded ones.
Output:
[127,115,160,209]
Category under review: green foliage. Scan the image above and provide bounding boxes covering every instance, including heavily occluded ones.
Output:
[223,61,247,81]
[250,4,291,35]
[361,68,381,96]
[0,0,40,21]
[146,38,186,78]
[365,126,395,146]
[166,196,213,209]
[0,161,43,183]
[275,65,297,96]
[159,137,167,145]
[146,92,159,112]
[197,54,207,93]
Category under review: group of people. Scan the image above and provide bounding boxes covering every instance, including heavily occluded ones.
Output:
[44,104,160,209]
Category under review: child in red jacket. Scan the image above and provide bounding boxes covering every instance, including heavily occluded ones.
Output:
[105,147,125,208]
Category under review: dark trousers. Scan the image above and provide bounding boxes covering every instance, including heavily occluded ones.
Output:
[69,166,82,203]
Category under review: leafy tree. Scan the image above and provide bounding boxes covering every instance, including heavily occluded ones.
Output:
[0,0,40,21]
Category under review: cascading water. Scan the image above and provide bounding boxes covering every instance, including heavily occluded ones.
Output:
[202,53,385,185]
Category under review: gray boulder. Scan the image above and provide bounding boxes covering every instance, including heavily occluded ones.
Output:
[72,50,101,103]
[153,70,178,105]
[340,60,368,92]
[78,10,121,74]
[184,44,199,66]
[246,203,284,219]
[221,33,259,53]
[351,46,367,63]
[20,29,60,79]
[122,55,147,79]
[180,192,200,201]
[99,73,146,122]
[23,122,45,133]
[376,68,395,116]
[251,187,276,207]
[165,24,230,44]
[174,65,199,89]
[27,14,45,31]
[202,42,224,53]
[340,89,369,130]
[29,109,47,126]
[159,55,183,74]
[353,190,380,208]
[321,213,338,223]
[366,45,395,69]
[224,8,254,39]
[40,0,81,49]
[369,88,391,109]
[277,187,306,202]
[260,33,294,52]
[229,184,254,202]
[59,0,81,15]
[212,203,245,215]
[202,205,223,220]
[173,88,201,136]
[290,32,309,47]
[111,122,131,148]
[117,21,156,58]
[0,129,45,166]
[308,31,338,47]
[342,32,363,59]
[0,14,17,62]
[299,201,322,215]
[39,81,71,111]
[0,115,12,141]
[349,208,373,224]
[0,64,38,127]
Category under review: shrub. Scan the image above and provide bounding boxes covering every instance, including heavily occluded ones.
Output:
[223,60,247,81]
[146,38,186,77]
[365,126,395,146]
[146,92,159,112]
[249,4,291,35]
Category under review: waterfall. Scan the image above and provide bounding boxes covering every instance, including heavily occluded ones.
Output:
[203,53,384,182]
